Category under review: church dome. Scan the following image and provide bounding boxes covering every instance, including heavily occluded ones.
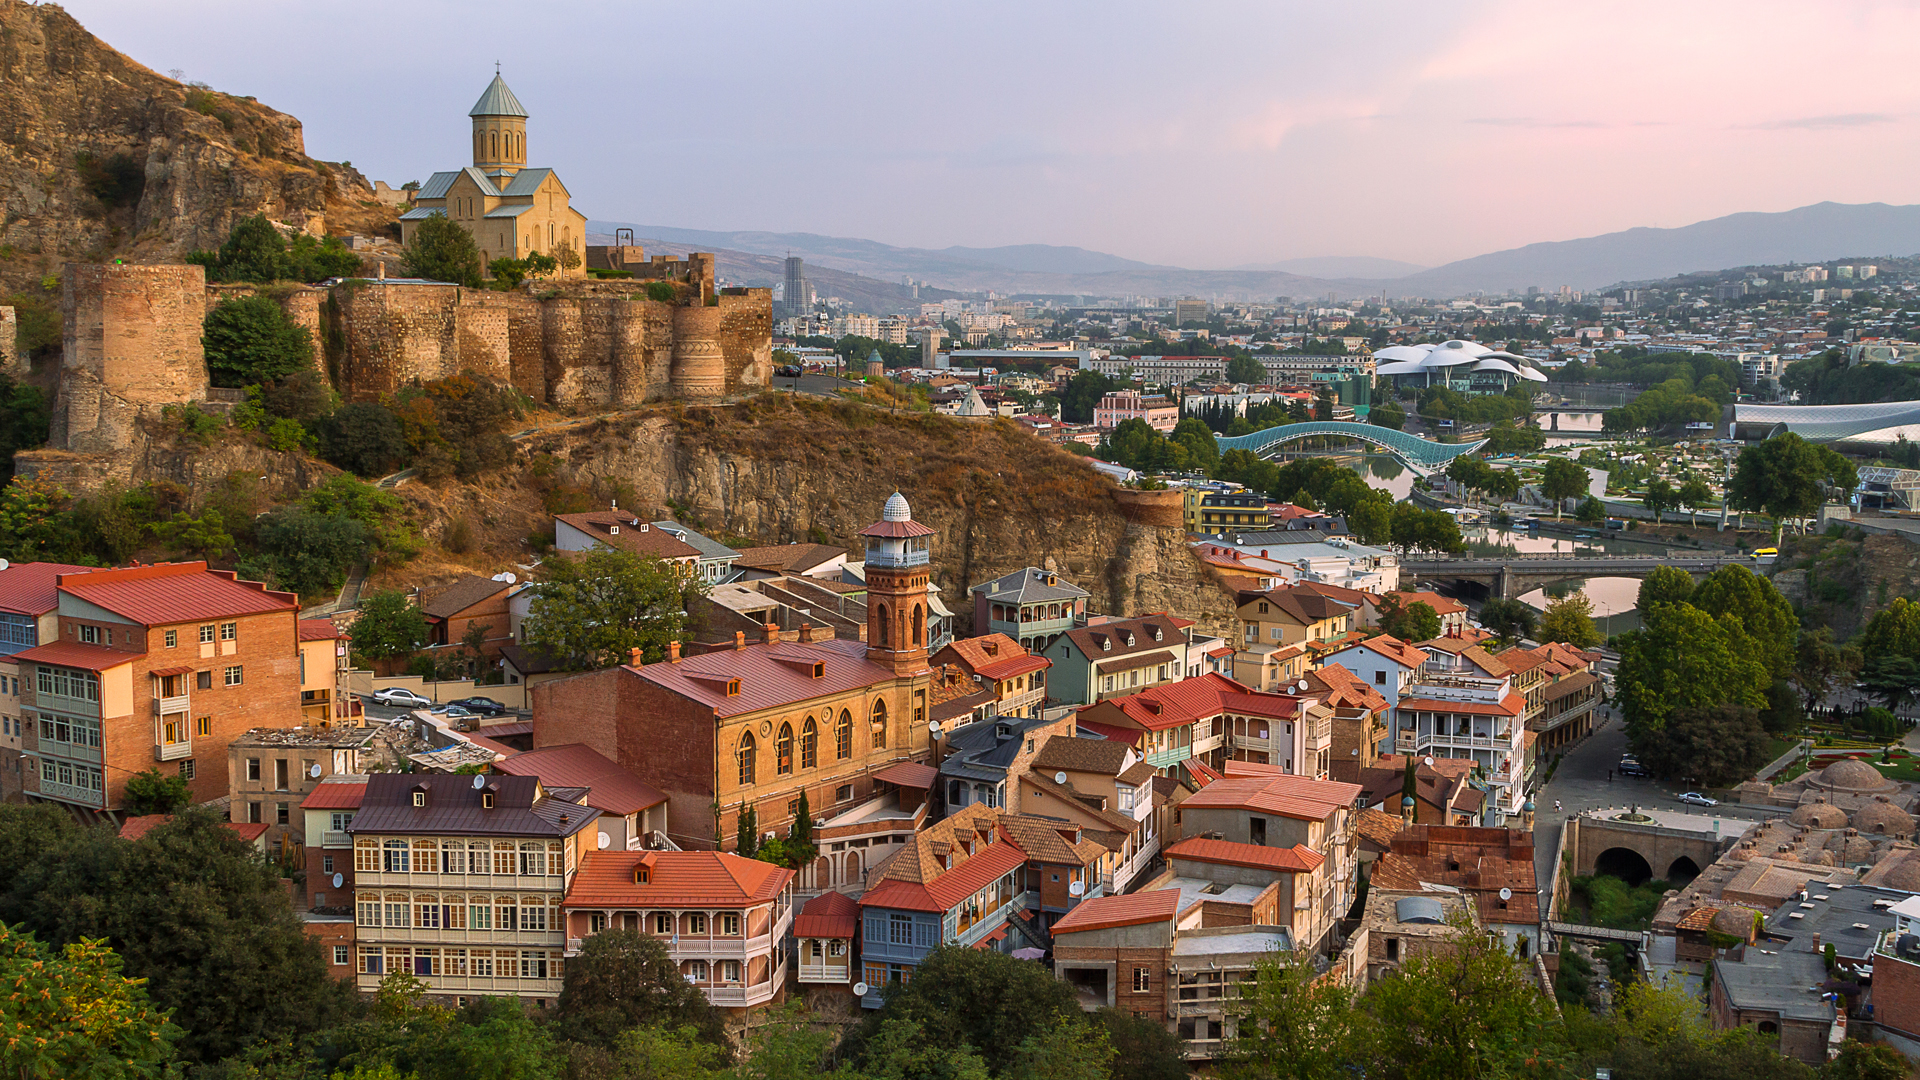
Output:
[1790,802,1850,829]
[1812,757,1892,793]
[470,73,528,118]
[883,492,912,522]
[1855,799,1915,837]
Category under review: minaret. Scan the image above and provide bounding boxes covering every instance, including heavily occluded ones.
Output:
[470,72,529,180]
[859,492,934,678]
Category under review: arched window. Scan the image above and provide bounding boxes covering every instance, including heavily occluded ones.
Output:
[912,604,924,646]
[800,718,818,769]
[776,723,794,775]
[491,131,500,160]
[875,604,890,648]
[835,710,853,759]
[870,699,888,750]
[737,731,756,786]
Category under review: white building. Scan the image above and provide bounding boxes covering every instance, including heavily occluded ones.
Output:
[1393,648,1529,823]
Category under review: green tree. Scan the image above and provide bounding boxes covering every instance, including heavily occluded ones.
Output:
[0,923,183,1080]
[1690,564,1796,679]
[846,945,1082,1079]
[859,1016,990,1080]
[1728,432,1858,542]
[1481,420,1545,455]
[121,768,191,815]
[735,803,758,859]
[1634,704,1771,785]
[1643,477,1677,520]
[1793,626,1860,713]
[185,213,360,283]
[1477,597,1538,645]
[1369,398,1407,430]
[1392,601,1441,644]
[302,474,421,566]
[1007,1016,1114,1080]
[349,589,428,664]
[0,374,49,477]
[251,507,372,598]
[1226,946,1362,1080]
[1057,371,1114,424]
[1575,495,1606,524]
[1224,355,1264,384]
[1636,566,1695,610]
[1861,654,1920,713]
[1540,591,1602,648]
[1859,596,1920,664]
[202,295,316,388]
[399,214,485,288]
[555,930,725,1050]
[0,806,350,1065]
[1169,417,1219,474]
[1823,1040,1909,1080]
[486,257,529,288]
[151,507,234,560]
[521,547,707,670]
[1677,476,1715,525]
[319,403,410,477]
[1094,1008,1188,1080]
[1539,457,1589,519]
[1615,602,1768,741]
[789,787,813,853]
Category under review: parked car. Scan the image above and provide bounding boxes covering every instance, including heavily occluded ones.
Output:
[776,364,803,378]
[372,687,434,708]
[1619,762,1650,778]
[434,705,477,722]
[1677,792,1718,807]
[449,696,509,716]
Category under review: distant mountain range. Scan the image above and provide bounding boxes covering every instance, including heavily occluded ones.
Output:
[592,201,1920,308]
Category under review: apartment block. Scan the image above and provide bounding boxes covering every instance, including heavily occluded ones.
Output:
[0,562,88,801]
[228,725,374,854]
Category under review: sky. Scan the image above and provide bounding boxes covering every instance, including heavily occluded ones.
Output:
[55,0,1920,270]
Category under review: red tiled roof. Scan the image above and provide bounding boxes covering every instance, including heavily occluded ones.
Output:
[1333,634,1428,670]
[301,781,367,810]
[1076,720,1140,745]
[229,822,271,841]
[861,839,1026,913]
[1386,590,1466,616]
[1165,836,1324,873]
[298,619,344,641]
[1050,888,1182,934]
[564,850,792,908]
[495,743,666,815]
[872,760,940,789]
[1185,758,1223,786]
[58,562,296,625]
[1180,772,1362,822]
[0,562,91,616]
[631,638,900,718]
[1397,692,1527,717]
[1082,673,1304,732]
[12,640,141,670]
[794,890,859,938]
[1306,663,1389,712]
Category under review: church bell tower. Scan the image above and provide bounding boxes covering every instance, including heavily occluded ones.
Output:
[470,72,529,180]
[859,492,934,679]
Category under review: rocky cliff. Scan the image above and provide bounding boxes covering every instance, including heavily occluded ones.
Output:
[0,0,391,294]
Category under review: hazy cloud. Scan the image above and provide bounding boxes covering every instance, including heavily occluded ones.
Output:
[1747,112,1897,130]
[1467,117,1607,129]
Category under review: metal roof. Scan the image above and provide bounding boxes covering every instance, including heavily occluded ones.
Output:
[469,74,529,117]
[0,562,92,617]
[970,566,1090,604]
[494,743,666,815]
[59,562,296,625]
[483,203,535,218]
[415,171,462,200]
[348,773,598,838]
[498,168,554,196]
[1396,896,1446,924]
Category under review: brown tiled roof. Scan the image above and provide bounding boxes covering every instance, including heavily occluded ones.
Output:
[1246,585,1353,626]
[1079,672,1305,733]
[999,813,1104,865]
[494,743,666,815]
[1353,807,1405,850]
[563,850,791,908]
[1050,888,1181,934]
[1543,671,1600,701]
[1180,772,1361,822]
[1305,663,1388,712]
[1061,613,1188,664]
[349,773,598,838]
[936,634,1051,681]
[1336,634,1428,669]
[1370,825,1538,924]
[1165,836,1324,873]
[1031,735,1134,776]
[555,512,702,561]
[1385,590,1466,616]
[420,575,511,620]
[730,543,846,573]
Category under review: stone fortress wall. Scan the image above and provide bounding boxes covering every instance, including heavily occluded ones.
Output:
[23,255,773,458]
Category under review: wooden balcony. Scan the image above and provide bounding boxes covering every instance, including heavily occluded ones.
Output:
[154,738,192,762]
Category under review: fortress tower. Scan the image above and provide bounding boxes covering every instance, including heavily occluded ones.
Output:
[52,263,208,453]
[859,492,935,679]
[470,72,528,180]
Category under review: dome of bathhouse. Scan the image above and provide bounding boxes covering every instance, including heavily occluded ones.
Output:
[1812,757,1894,793]
[1712,906,1759,938]
[1855,799,1916,837]
[1790,802,1850,829]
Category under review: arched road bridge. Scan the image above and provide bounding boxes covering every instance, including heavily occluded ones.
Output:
[1402,552,1750,600]
[1214,421,1486,472]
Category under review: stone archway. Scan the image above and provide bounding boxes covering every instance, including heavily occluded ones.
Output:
[1666,856,1701,885]
[1594,846,1654,886]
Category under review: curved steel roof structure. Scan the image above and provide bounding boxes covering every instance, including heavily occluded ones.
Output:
[1373,339,1550,384]
[1731,400,1920,443]
[1215,421,1487,471]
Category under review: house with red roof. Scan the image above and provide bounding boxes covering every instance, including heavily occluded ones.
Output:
[929,633,1051,719]
[20,561,303,816]
[1317,633,1430,756]
[1390,640,1531,824]
[1038,612,1199,707]
[495,743,668,851]
[300,774,367,911]
[1072,671,1332,779]
[562,848,795,1009]
[795,889,859,986]
[0,561,90,801]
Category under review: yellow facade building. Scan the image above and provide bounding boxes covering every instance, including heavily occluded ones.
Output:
[401,74,589,278]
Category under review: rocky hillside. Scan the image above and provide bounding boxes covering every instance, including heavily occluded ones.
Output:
[0,0,393,294]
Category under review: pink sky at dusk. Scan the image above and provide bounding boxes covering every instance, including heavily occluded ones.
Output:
[58,0,1920,269]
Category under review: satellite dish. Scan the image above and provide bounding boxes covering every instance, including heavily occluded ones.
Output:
[1297,680,1309,691]
[597,831,611,849]
[472,774,486,789]
[1423,756,1434,767]
[928,720,943,738]
[853,982,870,997]
[309,764,323,778]
[1055,771,1068,785]
[1069,880,1085,897]
[1499,887,1512,901]
[491,572,517,584]
[331,872,343,888]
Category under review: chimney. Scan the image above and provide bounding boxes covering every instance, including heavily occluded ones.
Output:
[763,622,779,645]
[378,261,386,281]
[734,631,747,651]
[629,646,644,667]
[668,640,682,663]
[1813,932,1822,954]
[800,621,811,641]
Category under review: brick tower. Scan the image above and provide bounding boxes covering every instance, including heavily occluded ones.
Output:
[470,72,528,180]
[859,492,934,678]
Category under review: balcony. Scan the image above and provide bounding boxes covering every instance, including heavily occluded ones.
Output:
[154,738,192,762]
[321,831,351,847]
[798,961,852,984]
[152,694,190,717]
[361,926,566,947]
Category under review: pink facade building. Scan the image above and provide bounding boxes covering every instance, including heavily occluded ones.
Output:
[1093,390,1180,432]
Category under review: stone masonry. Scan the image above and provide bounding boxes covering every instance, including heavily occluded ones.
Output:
[0,305,15,371]
[52,263,208,454]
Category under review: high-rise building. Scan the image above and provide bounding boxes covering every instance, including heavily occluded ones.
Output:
[781,257,814,320]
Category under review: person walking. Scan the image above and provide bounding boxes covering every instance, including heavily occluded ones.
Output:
[1554,800,1563,813]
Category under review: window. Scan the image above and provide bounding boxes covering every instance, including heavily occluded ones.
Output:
[445,897,467,929]
[719,913,740,936]
[497,899,518,931]
[1385,938,1399,961]
[412,792,425,807]
[196,671,212,691]
[415,896,440,928]
[178,759,194,781]
[518,843,547,876]
[384,894,409,928]
[322,855,335,874]
[653,913,672,935]
[79,625,99,644]
[688,959,709,982]
[470,950,493,977]
[688,912,707,934]
[1374,670,1386,685]
[274,758,288,790]
[492,844,515,875]
[521,898,547,931]
[276,802,289,826]
[220,622,237,642]
[384,840,410,873]
[355,841,379,873]
[775,722,794,775]
[870,700,888,749]
[470,902,491,930]
[836,784,853,803]
[889,913,913,945]
[224,666,243,686]
[836,711,852,759]
[247,802,262,824]
[720,960,741,983]
[165,629,178,648]
[1134,967,1152,993]
[330,811,354,834]
[737,732,756,786]
[800,718,817,769]
[194,716,211,737]
[36,666,98,702]
[333,945,349,966]
[199,625,215,644]
[440,844,465,874]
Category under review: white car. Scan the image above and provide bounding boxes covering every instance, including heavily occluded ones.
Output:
[1677,792,1718,808]
[372,687,434,708]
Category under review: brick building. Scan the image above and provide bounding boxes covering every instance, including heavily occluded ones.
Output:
[228,725,373,855]
[419,575,514,657]
[532,494,938,852]
[20,562,303,816]
[1369,825,1540,959]
[0,562,89,801]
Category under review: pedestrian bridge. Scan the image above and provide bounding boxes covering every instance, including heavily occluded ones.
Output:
[1546,921,1645,944]
[1402,552,1749,600]
[1214,422,1487,472]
